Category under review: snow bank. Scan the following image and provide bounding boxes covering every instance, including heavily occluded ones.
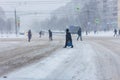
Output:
[83,31,114,37]
[0,34,25,38]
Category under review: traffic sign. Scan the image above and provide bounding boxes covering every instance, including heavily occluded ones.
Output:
[95,18,100,24]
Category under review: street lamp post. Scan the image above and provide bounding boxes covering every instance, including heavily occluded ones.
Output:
[14,9,18,36]
[76,6,81,25]
[13,2,23,36]
[87,9,90,32]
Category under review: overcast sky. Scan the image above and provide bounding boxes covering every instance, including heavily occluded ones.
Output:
[0,0,71,16]
[0,0,71,32]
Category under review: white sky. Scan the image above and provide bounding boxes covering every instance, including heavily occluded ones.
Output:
[0,0,71,32]
[0,0,71,17]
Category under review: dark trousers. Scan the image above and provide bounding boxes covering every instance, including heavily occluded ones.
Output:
[64,40,73,48]
[28,37,31,42]
[77,35,82,41]
[49,36,52,41]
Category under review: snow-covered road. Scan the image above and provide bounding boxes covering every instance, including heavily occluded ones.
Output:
[0,37,120,80]
[0,37,62,76]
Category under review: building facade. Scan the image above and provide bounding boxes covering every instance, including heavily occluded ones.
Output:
[76,0,118,30]
[118,0,120,29]
[102,0,118,30]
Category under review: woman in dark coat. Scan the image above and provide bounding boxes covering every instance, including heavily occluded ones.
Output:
[28,30,32,42]
[48,29,52,41]
[64,29,73,48]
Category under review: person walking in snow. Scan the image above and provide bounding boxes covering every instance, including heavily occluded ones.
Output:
[64,28,73,48]
[28,29,32,42]
[114,29,117,37]
[77,27,82,41]
[39,31,42,38]
[119,29,120,36]
[48,29,53,41]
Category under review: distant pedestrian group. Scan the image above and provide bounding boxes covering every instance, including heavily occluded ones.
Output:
[113,29,120,37]
[27,27,83,49]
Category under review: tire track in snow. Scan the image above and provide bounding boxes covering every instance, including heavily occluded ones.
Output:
[89,42,120,80]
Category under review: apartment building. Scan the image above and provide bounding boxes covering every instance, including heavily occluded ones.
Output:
[118,0,120,28]
[102,0,118,29]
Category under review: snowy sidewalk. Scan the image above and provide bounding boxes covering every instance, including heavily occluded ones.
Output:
[0,40,120,80]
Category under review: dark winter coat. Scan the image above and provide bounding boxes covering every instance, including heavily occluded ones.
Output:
[114,29,117,34]
[64,29,73,48]
[66,32,72,42]
[77,28,82,36]
[49,30,52,37]
[28,30,32,39]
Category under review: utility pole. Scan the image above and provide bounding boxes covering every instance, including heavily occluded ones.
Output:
[14,9,17,36]
[87,5,90,32]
